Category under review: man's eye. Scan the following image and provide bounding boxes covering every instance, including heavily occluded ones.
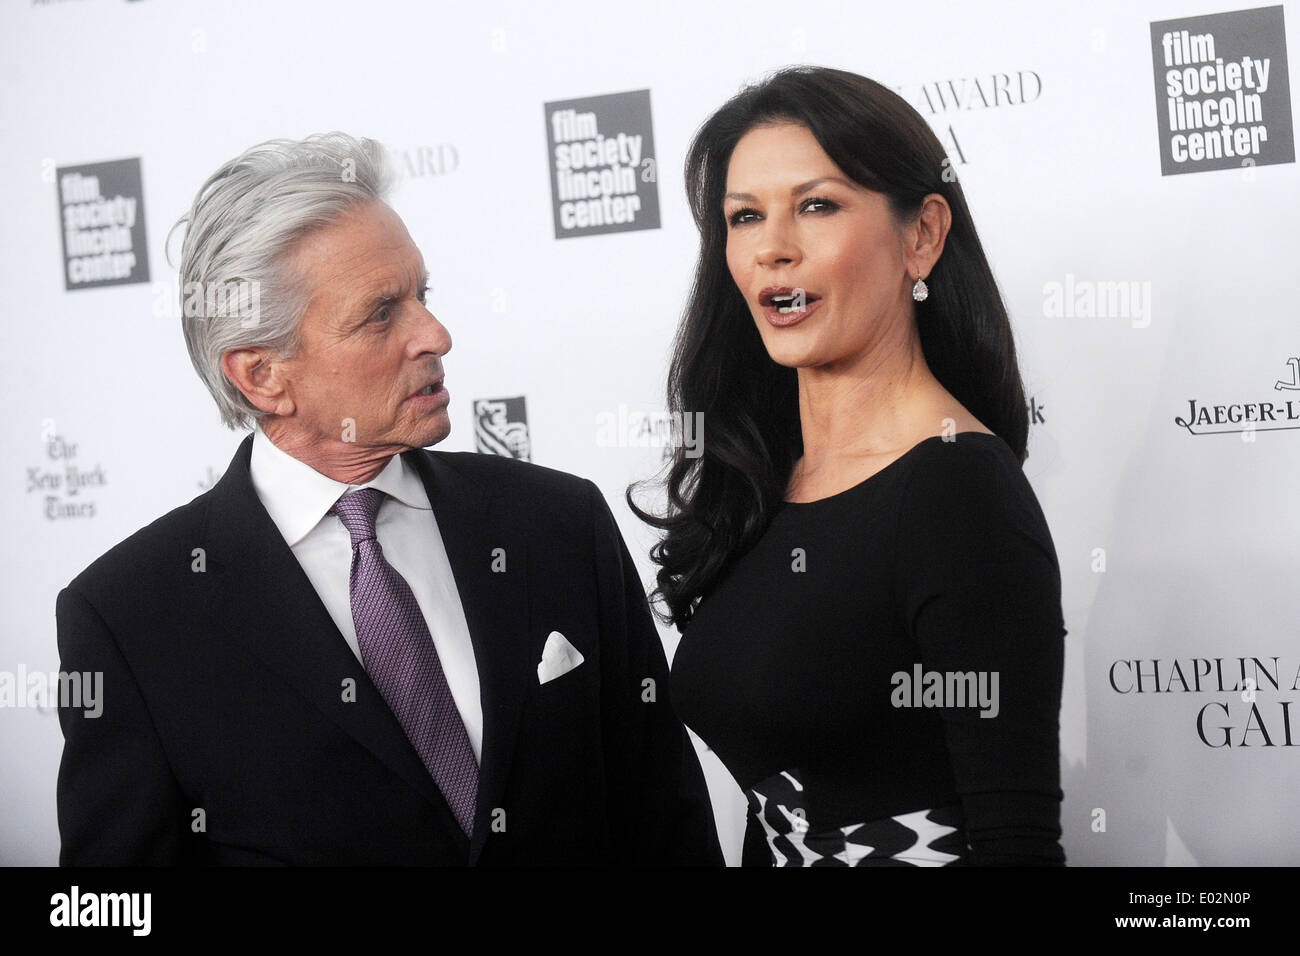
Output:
[373,306,391,323]
[417,286,429,305]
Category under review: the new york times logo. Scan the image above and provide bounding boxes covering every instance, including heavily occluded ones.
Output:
[50,886,150,936]
[1150,5,1295,175]
[545,89,660,238]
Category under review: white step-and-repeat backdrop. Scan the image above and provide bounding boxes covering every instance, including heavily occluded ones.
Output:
[1,0,1296,865]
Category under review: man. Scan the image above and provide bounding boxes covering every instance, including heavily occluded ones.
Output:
[55,132,722,865]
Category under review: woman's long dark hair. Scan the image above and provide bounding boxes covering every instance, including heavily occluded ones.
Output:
[627,65,1029,630]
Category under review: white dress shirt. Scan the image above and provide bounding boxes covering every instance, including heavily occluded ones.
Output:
[248,425,483,763]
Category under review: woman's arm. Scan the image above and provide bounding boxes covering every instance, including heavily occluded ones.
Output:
[894,437,1067,865]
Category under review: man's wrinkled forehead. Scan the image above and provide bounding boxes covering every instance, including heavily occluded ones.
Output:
[280,203,427,314]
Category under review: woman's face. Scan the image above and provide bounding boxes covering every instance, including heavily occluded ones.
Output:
[723,122,914,371]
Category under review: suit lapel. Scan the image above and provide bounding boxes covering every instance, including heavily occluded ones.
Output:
[201,435,468,853]
[404,448,530,866]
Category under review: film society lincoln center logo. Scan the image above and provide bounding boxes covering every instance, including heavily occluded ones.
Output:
[1150,5,1294,175]
[56,157,150,290]
[545,89,660,239]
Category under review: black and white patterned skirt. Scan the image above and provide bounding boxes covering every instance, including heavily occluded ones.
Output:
[745,769,970,866]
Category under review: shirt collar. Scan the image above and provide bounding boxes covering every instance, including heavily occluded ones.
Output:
[249,424,431,548]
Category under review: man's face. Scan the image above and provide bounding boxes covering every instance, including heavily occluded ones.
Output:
[270,200,452,455]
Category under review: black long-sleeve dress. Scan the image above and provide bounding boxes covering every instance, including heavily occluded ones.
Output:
[670,431,1067,866]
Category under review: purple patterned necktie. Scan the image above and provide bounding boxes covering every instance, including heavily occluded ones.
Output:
[330,487,478,836]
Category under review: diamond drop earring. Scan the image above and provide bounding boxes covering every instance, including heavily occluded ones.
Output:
[912,275,929,302]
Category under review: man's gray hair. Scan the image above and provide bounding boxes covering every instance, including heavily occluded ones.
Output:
[170,132,394,430]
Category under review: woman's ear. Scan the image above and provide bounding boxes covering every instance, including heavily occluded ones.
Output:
[907,193,953,278]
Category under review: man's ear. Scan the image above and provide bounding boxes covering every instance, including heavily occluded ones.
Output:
[222,348,295,417]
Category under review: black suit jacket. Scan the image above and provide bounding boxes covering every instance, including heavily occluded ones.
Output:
[55,434,722,865]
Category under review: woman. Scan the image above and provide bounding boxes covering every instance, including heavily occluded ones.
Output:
[630,66,1066,866]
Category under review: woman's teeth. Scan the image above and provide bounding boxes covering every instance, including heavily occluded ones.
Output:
[770,293,813,314]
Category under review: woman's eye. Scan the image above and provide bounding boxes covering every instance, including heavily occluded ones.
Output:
[802,196,839,214]
[727,198,838,227]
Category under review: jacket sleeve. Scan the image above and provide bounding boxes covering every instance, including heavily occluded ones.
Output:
[55,585,199,865]
[586,480,724,865]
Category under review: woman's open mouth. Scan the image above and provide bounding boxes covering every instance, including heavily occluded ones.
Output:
[759,287,823,327]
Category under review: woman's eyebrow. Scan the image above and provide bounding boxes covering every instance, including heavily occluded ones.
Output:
[725,176,855,202]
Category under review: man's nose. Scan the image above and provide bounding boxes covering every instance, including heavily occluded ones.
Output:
[412,305,452,357]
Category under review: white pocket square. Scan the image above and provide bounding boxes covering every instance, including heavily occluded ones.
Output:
[538,630,584,684]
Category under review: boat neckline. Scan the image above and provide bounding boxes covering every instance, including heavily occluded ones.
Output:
[778,431,1007,508]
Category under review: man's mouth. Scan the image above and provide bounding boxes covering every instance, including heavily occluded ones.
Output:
[410,378,445,399]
